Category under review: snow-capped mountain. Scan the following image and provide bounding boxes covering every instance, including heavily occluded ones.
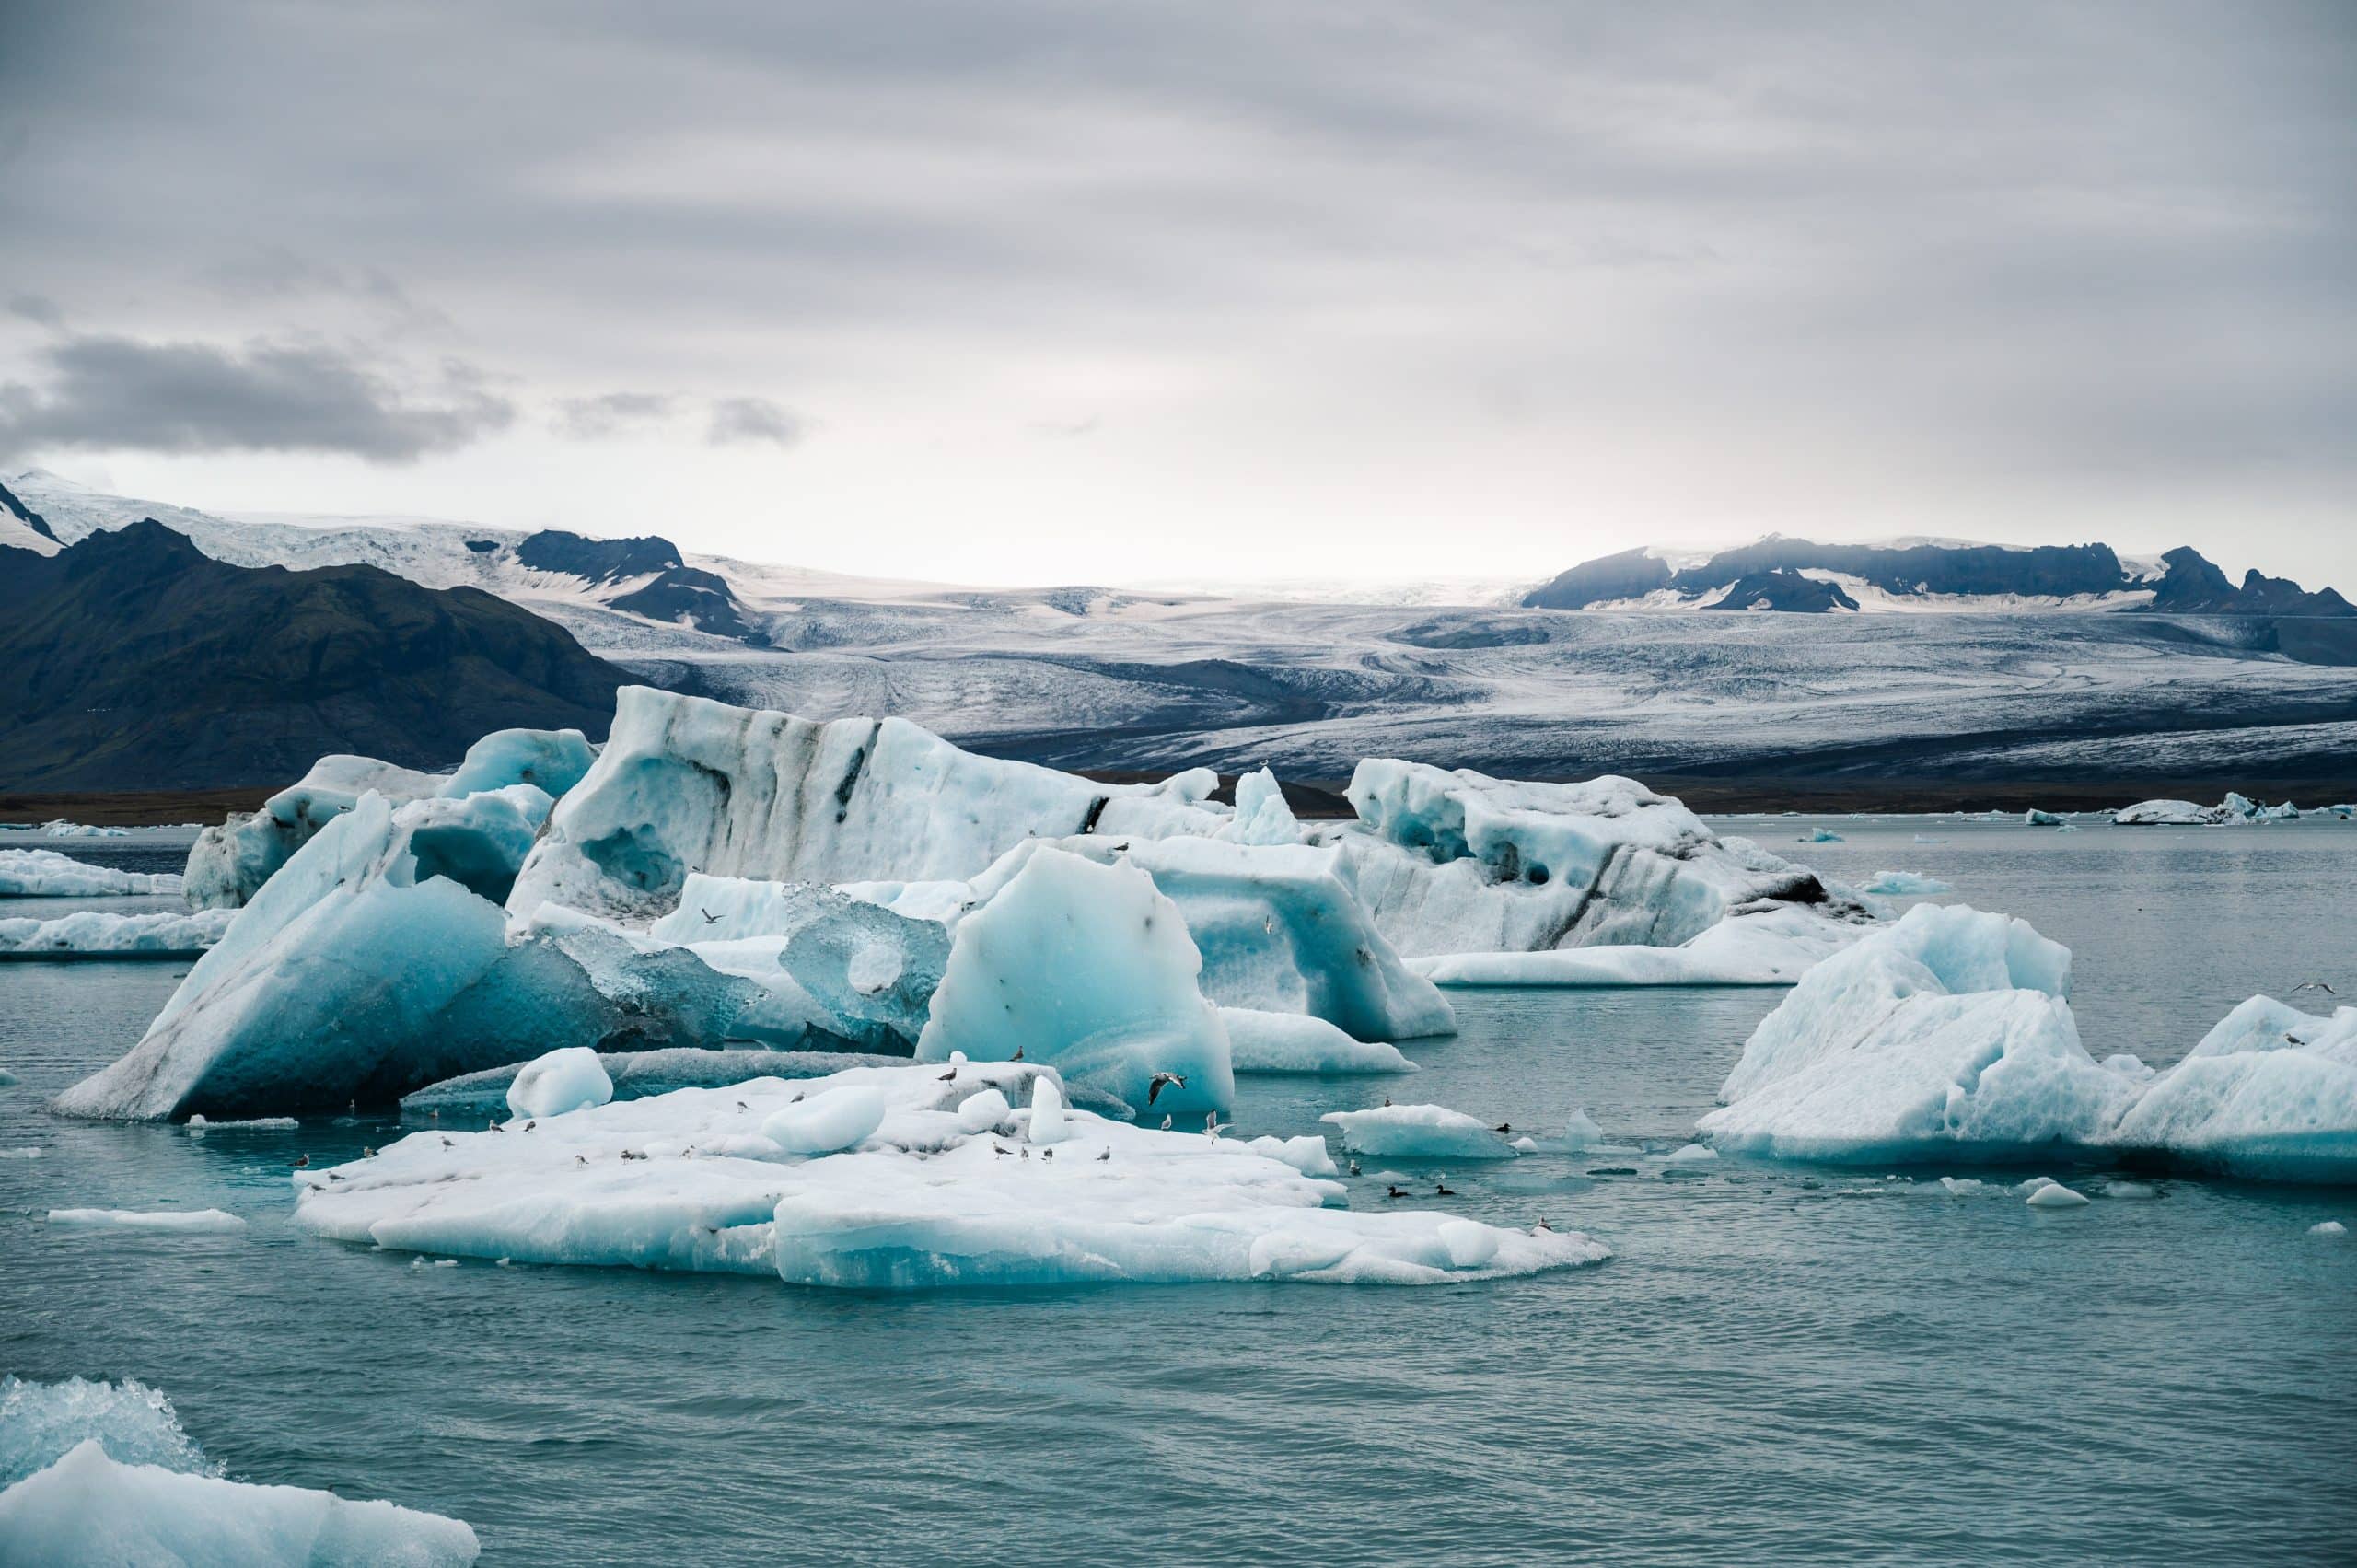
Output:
[1522,537,2354,616]
[9,470,2357,799]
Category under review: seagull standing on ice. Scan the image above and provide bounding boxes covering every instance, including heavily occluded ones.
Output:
[1159,1114,1173,1132]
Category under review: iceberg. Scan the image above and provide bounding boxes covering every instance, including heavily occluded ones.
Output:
[1411,904,1859,986]
[186,727,595,910]
[1,1376,212,1486]
[1218,1008,1417,1074]
[1860,871,1954,897]
[1215,767,1305,846]
[0,1439,479,1567]
[1323,760,1871,964]
[47,1208,247,1232]
[2103,996,2357,1181]
[914,847,1234,1115]
[0,848,180,897]
[0,908,234,958]
[2110,793,2300,829]
[2023,809,2065,827]
[505,1046,614,1120]
[292,1061,1606,1288]
[31,820,132,838]
[1319,1104,1517,1160]
[1698,905,2134,1164]
[56,787,596,1120]
[506,686,1225,924]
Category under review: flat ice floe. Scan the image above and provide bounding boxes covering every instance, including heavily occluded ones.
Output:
[0,907,234,958]
[1859,871,1954,897]
[1319,1104,1518,1159]
[0,1376,478,1567]
[0,847,180,897]
[1410,905,1860,987]
[48,1207,248,1232]
[1698,906,2357,1182]
[294,1063,1604,1287]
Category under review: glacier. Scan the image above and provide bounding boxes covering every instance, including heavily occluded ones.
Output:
[0,848,180,898]
[291,1061,1608,1288]
[0,908,234,958]
[0,1375,478,1567]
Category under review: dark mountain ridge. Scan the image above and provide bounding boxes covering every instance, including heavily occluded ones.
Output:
[0,520,629,791]
[1524,537,2351,617]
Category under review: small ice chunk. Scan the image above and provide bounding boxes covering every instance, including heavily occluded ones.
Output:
[1319,1105,1515,1159]
[1239,1134,1340,1178]
[2310,1220,2347,1237]
[505,1047,614,1121]
[0,1438,480,1566]
[2103,1181,2158,1199]
[955,1088,1012,1133]
[1859,871,1953,897]
[762,1086,888,1155]
[2025,1182,2090,1208]
[1937,1177,1984,1195]
[1028,1074,1070,1146]
[47,1209,246,1232]
[1802,829,1844,843]
[1662,1144,1718,1164]
[1561,1107,1603,1149]
[2,1146,45,1159]
[1510,1136,1538,1153]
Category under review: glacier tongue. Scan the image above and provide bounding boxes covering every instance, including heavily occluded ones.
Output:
[292,1061,1607,1289]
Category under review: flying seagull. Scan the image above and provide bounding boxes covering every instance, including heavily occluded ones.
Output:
[2293,980,2338,996]
[700,908,719,925]
[1146,1072,1187,1106]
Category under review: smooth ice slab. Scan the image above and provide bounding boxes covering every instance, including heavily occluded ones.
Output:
[47,1208,248,1232]
[1860,871,1954,896]
[1319,1104,1517,1159]
[0,848,180,897]
[294,1062,1604,1288]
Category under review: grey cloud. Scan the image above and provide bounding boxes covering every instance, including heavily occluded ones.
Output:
[7,295,64,328]
[0,334,516,462]
[706,396,805,448]
[552,391,678,439]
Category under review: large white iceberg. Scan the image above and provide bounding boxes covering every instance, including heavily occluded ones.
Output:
[294,1061,1606,1287]
[506,686,1225,924]
[2110,792,2298,828]
[0,907,235,958]
[914,846,1234,1115]
[1314,761,1870,974]
[1698,905,2134,1164]
[0,1375,480,1567]
[186,727,596,910]
[2105,997,2357,1181]
[0,848,180,898]
[56,787,594,1120]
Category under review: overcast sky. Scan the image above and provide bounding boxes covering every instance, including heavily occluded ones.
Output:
[3,2,2351,587]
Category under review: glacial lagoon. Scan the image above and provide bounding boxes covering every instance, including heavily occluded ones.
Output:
[4,818,2353,1564]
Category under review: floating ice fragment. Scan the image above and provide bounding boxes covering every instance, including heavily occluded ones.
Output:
[0,848,180,898]
[1663,1144,1718,1164]
[1319,1105,1516,1160]
[2103,1181,2158,1199]
[47,1209,246,1232]
[1238,1134,1340,1178]
[1219,1008,1417,1074]
[1937,1177,1984,1195]
[2025,1182,2090,1208]
[2309,1220,2346,1237]
[1859,871,1953,897]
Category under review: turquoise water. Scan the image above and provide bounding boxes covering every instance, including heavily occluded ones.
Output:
[4,820,2354,1564]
